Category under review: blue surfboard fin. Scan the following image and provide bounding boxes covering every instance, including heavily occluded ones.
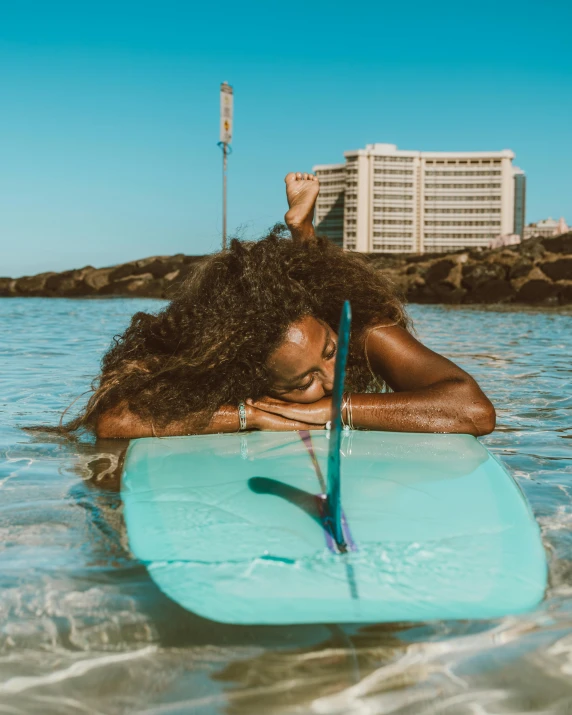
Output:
[324,300,351,552]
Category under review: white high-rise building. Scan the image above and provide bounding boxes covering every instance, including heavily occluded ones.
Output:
[313,143,525,254]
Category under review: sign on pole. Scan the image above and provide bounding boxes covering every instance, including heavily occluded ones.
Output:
[220,82,233,144]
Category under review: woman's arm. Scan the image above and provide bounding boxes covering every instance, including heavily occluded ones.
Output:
[355,325,496,435]
[250,326,496,437]
[95,401,323,439]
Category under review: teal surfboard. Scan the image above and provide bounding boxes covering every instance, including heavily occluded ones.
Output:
[121,429,547,625]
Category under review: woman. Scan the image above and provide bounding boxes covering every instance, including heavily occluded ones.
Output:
[71,172,495,439]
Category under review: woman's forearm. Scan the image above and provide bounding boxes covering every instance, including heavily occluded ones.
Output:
[250,378,495,437]
[348,381,495,436]
[96,403,241,439]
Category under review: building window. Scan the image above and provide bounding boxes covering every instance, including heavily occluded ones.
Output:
[373,231,413,238]
[424,220,501,226]
[374,169,414,176]
[425,195,501,202]
[425,170,501,176]
[425,207,501,214]
[372,242,414,251]
[424,183,501,189]
[424,233,497,239]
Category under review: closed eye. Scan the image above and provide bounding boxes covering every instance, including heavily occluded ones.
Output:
[296,375,315,391]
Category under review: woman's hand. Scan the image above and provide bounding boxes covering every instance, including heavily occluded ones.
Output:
[247,397,332,426]
[247,408,324,431]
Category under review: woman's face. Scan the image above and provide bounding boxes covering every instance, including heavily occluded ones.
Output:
[267,316,338,403]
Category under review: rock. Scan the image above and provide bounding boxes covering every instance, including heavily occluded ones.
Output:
[539,258,572,282]
[14,272,57,295]
[126,278,167,298]
[84,267,114,291]
[461,262,506,291]
[462,279,514,304]
[99,273,154,295]
[424,260,455,284]
[405,279,465,304]
[144,259,183,279]
[432,281,466,304]
[518,238,546,261]
[542,233,572,255]
[44,268,95,296]
[107,256,184,283]
[107,262,144,283]
[558,284,572,305]
[0,277,16,296]
[515,280,559,304]
[510,265,548,292]
[509,259,533,280]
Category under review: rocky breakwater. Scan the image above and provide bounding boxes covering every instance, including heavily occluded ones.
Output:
[369,232,572,306]
[0,254,204,299]
[1,233,571,305]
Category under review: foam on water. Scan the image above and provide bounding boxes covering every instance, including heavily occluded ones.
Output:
[1,297,571,714]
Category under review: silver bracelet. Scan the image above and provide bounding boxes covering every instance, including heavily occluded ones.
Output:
[346,393,354,430]
[342,393,348,430]
[238,401,247,431]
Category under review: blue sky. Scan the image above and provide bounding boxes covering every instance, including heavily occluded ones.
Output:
[1,0,571,276]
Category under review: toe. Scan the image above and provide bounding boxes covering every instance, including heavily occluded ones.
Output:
[284,172,297,184]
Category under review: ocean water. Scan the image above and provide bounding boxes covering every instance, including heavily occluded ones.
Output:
[1,296,571,715]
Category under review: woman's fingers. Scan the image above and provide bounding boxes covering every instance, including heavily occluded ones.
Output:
[248,399,287,414]
[247,397,330,425]
[255,403,304,420]
[247,397,295,417]
[249,403,326,426]
[247,397,284,406]
[257,413,320,431]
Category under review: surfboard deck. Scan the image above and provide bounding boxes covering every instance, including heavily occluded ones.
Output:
[121,430,547,625]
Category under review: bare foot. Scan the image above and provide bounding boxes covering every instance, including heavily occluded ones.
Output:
[284,172,320,240]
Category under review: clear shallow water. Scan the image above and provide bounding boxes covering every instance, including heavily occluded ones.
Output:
[1,297,571,715]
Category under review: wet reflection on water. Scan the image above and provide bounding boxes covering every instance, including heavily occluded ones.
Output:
[1,298,571,714]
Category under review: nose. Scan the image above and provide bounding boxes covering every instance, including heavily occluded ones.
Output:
[322,360,335,395]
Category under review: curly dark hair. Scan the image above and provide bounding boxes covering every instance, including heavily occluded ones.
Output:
[64,226,409,433]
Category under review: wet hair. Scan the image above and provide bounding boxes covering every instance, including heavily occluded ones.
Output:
[64,225,409,433]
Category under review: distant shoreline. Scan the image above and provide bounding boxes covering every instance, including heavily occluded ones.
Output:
[2,233,571,306]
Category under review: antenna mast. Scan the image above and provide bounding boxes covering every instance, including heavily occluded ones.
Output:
[218,81,233,250]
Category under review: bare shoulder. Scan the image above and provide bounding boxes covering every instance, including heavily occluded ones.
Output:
[363,323,420,355]
[362,322,473,392]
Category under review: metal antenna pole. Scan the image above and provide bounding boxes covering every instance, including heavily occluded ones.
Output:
[219,81,233,251]
[222,142,228,250]
[217,141,231,250]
